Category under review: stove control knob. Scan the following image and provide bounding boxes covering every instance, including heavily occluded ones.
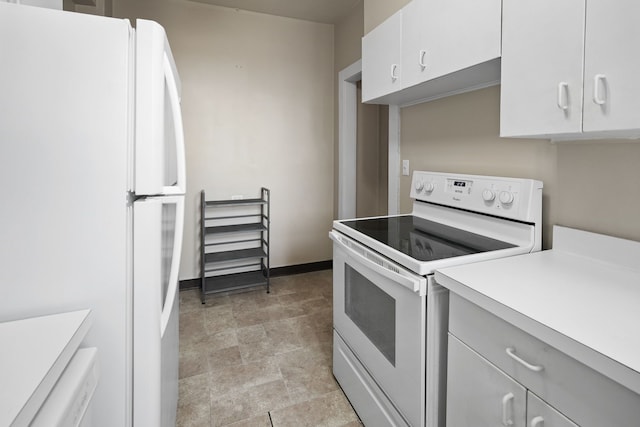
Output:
[499,191,515,205]
[414,180,424,192]
[424,182,435,193]
[482,189,496,202]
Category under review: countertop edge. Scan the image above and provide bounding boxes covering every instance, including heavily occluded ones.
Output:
[434,269,640,396]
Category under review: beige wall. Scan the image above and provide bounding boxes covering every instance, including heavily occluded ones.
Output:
[357,85,388,217]
[334,1,363,219]
[335,1,364,72]
[555,141,640,241]
[114,0,335,280]
[401,85,640,247]
[363,0,409,34]
[334,1,388,219]
[401,86,557,247]
[365,0,640,247]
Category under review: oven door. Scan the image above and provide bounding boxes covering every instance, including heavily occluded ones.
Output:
[330,230,427,427]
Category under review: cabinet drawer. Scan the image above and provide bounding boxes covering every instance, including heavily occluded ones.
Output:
[449,294,640,427]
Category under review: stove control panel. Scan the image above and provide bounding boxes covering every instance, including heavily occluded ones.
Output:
[410,171,543,223]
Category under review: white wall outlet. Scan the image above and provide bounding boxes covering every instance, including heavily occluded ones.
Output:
[402,160,410,176]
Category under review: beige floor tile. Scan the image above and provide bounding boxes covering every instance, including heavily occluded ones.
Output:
[269,390,360,427]
[210,380,290,427]
[177,373,212,427]
[177,270,360,427]
[225,413,272,427]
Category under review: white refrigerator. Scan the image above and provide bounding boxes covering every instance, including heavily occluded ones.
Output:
[0,3,186,427]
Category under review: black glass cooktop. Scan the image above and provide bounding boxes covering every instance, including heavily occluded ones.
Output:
[340,215,515,262]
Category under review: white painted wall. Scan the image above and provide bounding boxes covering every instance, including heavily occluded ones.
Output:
[114,0,335,279]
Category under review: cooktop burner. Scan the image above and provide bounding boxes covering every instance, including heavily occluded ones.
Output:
[341,215,515,262]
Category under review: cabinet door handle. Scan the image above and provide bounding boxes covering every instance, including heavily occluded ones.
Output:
[419,50,427,69]
[502,392,515,426]
[593,74,607,105]
[557,82,569,110]
[506,347,544,372]
[391,64,399,81]
[531,416,545,427]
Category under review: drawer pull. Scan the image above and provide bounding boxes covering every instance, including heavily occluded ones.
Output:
[506,347,544,372]
[531,416,544,427]
[502,393,514,426]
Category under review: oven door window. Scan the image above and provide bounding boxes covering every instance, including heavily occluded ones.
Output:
[345,265,396,365]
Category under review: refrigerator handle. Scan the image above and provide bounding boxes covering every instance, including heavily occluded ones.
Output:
[160,196,185,335]
[162,53,186,195]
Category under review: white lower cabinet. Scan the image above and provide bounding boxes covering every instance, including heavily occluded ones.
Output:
[448,334,579,427]
[447,334,526,427]
[446,293,640,427]
[527,392,578,427]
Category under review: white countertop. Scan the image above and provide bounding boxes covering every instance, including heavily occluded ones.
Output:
[435,226,640,396]
[0,309,91,426]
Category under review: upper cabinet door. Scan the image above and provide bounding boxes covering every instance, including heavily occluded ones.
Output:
[401,0,426,90]
[582,0,640,133]
[362,9,402,103]
[403,0,501,90]
[500,0,585,138]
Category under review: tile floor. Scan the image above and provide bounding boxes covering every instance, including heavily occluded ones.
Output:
[177,270,363,427]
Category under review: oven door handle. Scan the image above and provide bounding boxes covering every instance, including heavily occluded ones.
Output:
[330,231,427,296]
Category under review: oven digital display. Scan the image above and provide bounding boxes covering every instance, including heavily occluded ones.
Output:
[448,179,473,194]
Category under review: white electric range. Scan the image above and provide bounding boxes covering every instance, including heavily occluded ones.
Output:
[329,171,543,427]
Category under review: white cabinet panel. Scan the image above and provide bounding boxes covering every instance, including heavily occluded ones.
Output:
[582,0,640,133]
[448,293,640,427]
[446,334,527,427]
[403,0,501,90]
[362,10,402,102]
[528,392,578,427]
[365,0,501,105]
[500,0,585,137]
[501,0,640,139]
[400,0,424,90]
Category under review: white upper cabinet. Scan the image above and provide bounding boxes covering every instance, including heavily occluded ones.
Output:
[501,0,640,140]
[500,0,585,138]
[402,0,502,90]
[362,0,502,105]
[361,9,403,102]
[582,0,640,134]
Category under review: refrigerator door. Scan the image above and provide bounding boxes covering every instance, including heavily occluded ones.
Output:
[132,195,184,427]
[0,4,131,426]
[135,19,186,196]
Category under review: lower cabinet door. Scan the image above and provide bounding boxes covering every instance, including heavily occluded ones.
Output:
[446,334,526,427]
[528,392,579,427]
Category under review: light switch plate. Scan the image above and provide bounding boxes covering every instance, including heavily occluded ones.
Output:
[402,160,410,176]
